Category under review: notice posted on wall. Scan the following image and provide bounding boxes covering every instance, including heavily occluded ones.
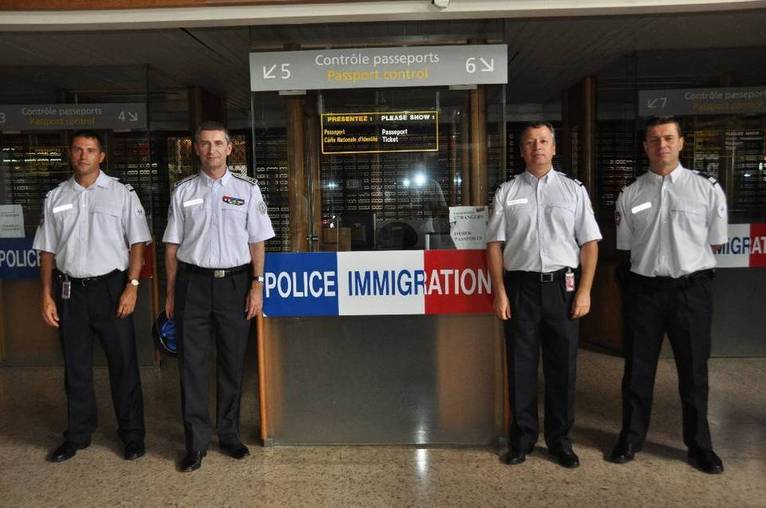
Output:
[0,205,25,238]
[449,206,487,250]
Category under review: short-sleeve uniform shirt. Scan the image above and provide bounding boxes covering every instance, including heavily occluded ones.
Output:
[486,169,602,272]
[33,171,152,278]
[162,169,275,269]
[615,165,727,278]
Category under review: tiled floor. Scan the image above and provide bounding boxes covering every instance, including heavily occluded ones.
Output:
[1,350,764,507]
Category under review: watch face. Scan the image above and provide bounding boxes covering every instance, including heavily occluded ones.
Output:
[130,279,140,287]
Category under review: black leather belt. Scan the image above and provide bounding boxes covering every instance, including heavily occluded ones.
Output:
[630,269,715,289]
[56,269,122,286]
[507,267,573,283]
[180,262,250,279]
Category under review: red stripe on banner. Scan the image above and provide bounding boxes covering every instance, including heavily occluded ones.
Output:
[423,249,494,315]
[749,223,766,267]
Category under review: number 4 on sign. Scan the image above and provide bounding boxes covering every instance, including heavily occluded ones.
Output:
[118,111,139,122]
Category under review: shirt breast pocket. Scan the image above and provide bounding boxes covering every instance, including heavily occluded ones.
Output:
[222,207,247,238]
[504,199,532,229]
[182,200,205,221]
[546,201,576,231]
[92,204,122,236]
[52,206,76,229]
[671,198,707,228]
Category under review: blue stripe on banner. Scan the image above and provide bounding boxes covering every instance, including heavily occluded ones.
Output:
[263,252,339,317]
[0,237,40,280]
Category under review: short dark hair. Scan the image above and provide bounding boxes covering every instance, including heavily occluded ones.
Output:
[194,121,231,144]
[520,121,556,145]
[70,130,104,152]
[644,116,683,138]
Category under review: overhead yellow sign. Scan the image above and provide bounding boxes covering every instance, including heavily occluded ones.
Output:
[321,111,439,155]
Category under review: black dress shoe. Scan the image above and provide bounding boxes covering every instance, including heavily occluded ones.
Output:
[608,440,639,464]
[124,441,146,461]
[688,449,724,474]
[220,441,250,460]
[49,441,90,463]
[502,445,533,465]
[550,448,580,469]
[180,450,206,472]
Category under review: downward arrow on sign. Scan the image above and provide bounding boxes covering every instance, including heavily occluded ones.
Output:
[263,65,276,79]
[479,57,494,72]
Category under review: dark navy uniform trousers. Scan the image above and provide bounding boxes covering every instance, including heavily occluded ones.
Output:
[620,270,715,453]
[55,270,145,446]
[504,269,579,453]
[174,264,252,452]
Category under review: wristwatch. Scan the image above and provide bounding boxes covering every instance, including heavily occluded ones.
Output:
[129,279,140,287]
[253,274,265,284]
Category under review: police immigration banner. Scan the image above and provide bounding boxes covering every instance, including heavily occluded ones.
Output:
[263,249,493,317]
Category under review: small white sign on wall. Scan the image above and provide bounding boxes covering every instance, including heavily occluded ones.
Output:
[0,205,25,238]
[449,206,488,250]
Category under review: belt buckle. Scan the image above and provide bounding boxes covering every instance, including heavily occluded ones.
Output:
[540,272,554,283]
[213,270,226,278]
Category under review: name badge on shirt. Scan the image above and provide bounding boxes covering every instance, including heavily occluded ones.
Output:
[52,203,73,214]
[507,198,528,206]
[631,202,652,214]
[183,198,204,208]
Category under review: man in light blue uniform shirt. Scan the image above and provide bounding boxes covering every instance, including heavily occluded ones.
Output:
[34,130,151,463]
[609,116,727,474]
[486,121,601,468]
[163,121,274,472]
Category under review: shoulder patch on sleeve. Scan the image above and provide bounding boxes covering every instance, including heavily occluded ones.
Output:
[232,173,257,186]
[174,174,198,188]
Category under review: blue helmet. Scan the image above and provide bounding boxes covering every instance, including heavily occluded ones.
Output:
[153,311,177,357]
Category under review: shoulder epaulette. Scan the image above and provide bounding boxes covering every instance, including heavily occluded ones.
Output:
[232,172,257,185]
[174,174,198,188]
[692,170,719,186]
[124,183,136,193]
[562,173,584,186]
[619,176,637,192]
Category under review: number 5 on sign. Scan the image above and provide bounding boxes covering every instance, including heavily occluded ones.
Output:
[263,64,292,80]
